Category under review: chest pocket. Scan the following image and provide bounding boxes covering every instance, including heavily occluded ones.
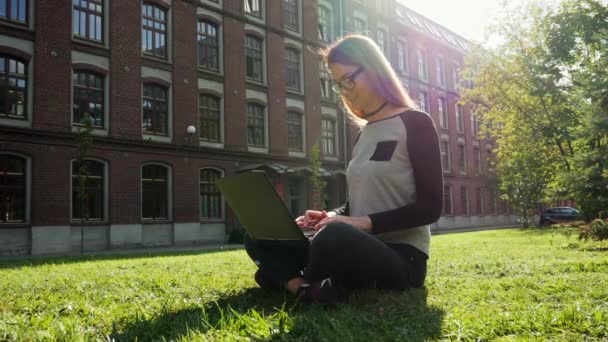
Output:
[370,140,398,161]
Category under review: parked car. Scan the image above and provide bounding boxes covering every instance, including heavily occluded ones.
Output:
[539,207,581,225]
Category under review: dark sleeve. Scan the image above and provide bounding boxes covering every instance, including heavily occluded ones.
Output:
[330,201,350,216]
[368,111,443,234]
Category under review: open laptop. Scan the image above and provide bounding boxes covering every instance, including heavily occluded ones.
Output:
[216,171,315,242]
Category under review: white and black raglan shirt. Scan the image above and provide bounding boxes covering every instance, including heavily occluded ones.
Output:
[332,110,443,257]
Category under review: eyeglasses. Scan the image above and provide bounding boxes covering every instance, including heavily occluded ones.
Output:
[331,67,364,94]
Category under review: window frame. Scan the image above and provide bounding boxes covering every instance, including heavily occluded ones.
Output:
[284,46,301,92]
[417,47,428,82]
[440,140,451,173]
[246,101,266,148]
[72,0,104,44]
[0,0,28,25]
[142,2,168,60]
[460,186,469,216]
[199,168,224,220]
[287,109,304,152]
[245,34,264,83]
[317,3,333,43]
[142,82,169,136]
[70,158,108,222]
[442,185,453,216]
[0,54,28,120]
[198,93,222,143]
[197,19,220,72]
[141,163,172,222]
[0,153,30,224]
[244,0,263,20]
[456,104,465,133]
[321,116,337,158]
[72,69,105,129]
[283,0,299,33]
[395,38,408,74]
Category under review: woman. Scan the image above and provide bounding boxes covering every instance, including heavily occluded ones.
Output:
[244,34,443,303]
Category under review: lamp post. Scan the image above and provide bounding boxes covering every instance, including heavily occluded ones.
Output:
[186,125,196,144]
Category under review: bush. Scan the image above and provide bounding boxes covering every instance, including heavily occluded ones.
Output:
[554,219,608,242]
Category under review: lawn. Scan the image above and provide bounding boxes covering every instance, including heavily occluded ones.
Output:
[1,228,607,341]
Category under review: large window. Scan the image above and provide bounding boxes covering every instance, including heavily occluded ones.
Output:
[283,0,298,32]
[456,104,464,133]
[474,146,481,175]
[319,62,333,100]
[199,94,220,142]
[442,185,452,216]
[377,29,387,56]
[244,0,261,18]
[200,169,223,219]
[460,186,469,216]
[459,144,467,174]
[471,112,479,136]
[245,35,263,82]
[353,18,365,34]
[285,47,300,91]
[142,164,169,220]
[318,5,331,42]
[321,117,336,157]
[417,48,428,81]
[419,91,428,112]
[0,154,26,223]
[73,0,104,43]
[436,55,446,87]
[287,176,303,217]
[396,40,408,73]
[247,102,265,147]
[142,3,167,59]
[143,83,168,135]
[475,187,483,216]
[73,70,104,127]
[287,110,303,152]
[0,0,27,23]
[452,63,460,90]
[197,20,219,71]
[438,98,447,129]
[71,160,104,221]
[441,141,451,172]
[0,55,27,119]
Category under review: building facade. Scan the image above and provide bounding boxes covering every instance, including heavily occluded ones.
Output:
[0,0,516,257]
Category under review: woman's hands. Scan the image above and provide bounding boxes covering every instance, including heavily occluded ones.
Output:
[295,210,330,229]
[314,215,373,233]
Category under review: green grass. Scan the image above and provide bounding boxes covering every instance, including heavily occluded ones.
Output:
[1,228,607,341]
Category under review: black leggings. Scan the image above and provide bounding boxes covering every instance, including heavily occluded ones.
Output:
[244,222,428,290]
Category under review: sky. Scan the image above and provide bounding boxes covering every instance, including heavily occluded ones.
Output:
[396,0,559,45]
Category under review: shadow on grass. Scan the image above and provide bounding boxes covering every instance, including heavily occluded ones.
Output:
[110,287,444,341]
[0,246,242,270]
[516,227,555,236]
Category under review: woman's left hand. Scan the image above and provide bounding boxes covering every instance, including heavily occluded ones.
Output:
[314,215,372,233]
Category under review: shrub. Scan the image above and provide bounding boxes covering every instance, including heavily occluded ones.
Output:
[554,219,608,242]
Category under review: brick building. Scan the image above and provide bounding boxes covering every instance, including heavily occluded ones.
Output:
[0,0,516,257]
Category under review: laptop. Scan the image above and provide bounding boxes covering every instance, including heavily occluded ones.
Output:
[216,171,316,242]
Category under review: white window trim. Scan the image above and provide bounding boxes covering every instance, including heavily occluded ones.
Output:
[198,79,225,149]
[142,66,173,143]
[141,162,173,222]
[244,0,266,24]
[417,47,428,82]
[69,158,109,223]
[141,0,173,63]
[436,55,446,88]
[70,51,110,136]
[287,97,306,158]
[244,24,267,86]
[0,153,31,224]
[199,167,225,220]
[246,89,269,153]
[321,107,339,161]
[438,98,448,129]
[71,0,110,48]
[196,8,224,76]
[0,35,34,128]
[318,1,334,43]
[452,63,461,90]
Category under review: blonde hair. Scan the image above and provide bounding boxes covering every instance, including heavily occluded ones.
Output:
[321,35,417,126]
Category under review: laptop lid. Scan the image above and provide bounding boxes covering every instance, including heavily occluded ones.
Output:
[216,171,308,241]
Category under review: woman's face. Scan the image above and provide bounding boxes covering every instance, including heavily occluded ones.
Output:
[328,63,376,114]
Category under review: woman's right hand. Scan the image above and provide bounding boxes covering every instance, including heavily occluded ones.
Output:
[295,210,328,229]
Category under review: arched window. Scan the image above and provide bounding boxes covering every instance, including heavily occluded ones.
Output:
[0,154,26,222]
[73,70,104,127]
[0,55,27,119]
[199,94,220,142]
[142,83,168,135]
[197,20,219,71]
[199,168,223,219]
[142,164,169,220]
[71,160,105,221]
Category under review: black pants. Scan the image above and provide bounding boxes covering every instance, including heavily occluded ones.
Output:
[244,222,428,290]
